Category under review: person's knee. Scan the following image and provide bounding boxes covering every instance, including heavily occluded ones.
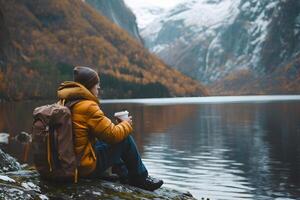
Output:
[126,135,134,142]
[121,135,132,142]
[117,135,132,146]
[122,135,136,149]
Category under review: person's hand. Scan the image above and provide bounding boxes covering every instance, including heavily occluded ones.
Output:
[124,115,133,125]
[116,116,132,125]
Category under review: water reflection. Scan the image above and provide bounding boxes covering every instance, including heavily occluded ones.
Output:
[214,103,300,199]
[103,102,300,199]
[0,100,300,199]
[102,103,199,151]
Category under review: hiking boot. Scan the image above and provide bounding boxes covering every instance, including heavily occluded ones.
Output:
[130,176,163,191]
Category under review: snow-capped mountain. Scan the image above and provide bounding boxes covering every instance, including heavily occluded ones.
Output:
[139,0,300,92]
[124,0,184,29]
[141,0,276,83]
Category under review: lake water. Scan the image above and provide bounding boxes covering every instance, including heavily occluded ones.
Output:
[1,96,300,200]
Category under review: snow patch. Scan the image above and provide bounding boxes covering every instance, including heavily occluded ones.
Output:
[249,1,280,67]
[124,0,185,29]
[92,191,102,196]
[152,44,169,53]
[21,181,41,192]
[241,1,250,11]
[0,175,16,183]
[174,0,239,29]
[39,195,49,200]
[294,14,300,35]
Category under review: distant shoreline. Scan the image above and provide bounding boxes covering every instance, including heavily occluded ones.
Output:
[101,95,300,105]
[1,95,300,104]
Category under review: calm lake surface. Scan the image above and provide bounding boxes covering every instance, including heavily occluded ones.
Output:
[1,96,300,200]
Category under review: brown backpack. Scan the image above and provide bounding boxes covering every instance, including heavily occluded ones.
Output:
[32,100,80,183]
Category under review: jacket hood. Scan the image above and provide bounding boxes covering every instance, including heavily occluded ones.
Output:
[57,81,100,104]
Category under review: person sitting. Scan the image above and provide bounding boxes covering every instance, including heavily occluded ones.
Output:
[57,66,163,191]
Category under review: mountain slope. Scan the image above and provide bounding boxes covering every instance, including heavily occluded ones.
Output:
[0,0,208,100]
[142,0,241,82]
[140,0,300,94]
[85,0,143,43]
[124,0,185,29]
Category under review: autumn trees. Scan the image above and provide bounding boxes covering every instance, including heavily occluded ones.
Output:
[0,0,207,101]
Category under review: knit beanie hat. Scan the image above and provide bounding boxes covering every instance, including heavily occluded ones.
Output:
[73,66,100,89]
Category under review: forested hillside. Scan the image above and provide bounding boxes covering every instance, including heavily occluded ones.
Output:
[0,0,207,100]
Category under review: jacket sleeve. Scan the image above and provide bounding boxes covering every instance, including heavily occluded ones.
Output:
[86,102,133,144]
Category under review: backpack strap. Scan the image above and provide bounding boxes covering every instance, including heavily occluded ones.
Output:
[61,99,90,179]
[63,99,81,108]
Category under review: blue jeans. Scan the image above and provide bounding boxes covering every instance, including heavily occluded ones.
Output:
[94,135,148,181]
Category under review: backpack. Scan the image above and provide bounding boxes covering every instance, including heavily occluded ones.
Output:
[32,100,80,183]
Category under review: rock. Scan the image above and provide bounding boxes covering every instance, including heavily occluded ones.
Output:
[0,184,40,200]
[0,149,22,172]
[85,0,143,43]
[0,133,9,144]
[0,149,197,199]
[1,170,196,200]
[0,175,16,183]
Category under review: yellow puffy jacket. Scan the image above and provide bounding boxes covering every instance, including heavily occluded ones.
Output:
[57,81,133,177]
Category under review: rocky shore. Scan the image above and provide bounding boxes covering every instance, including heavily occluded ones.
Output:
[0,148,196,200]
